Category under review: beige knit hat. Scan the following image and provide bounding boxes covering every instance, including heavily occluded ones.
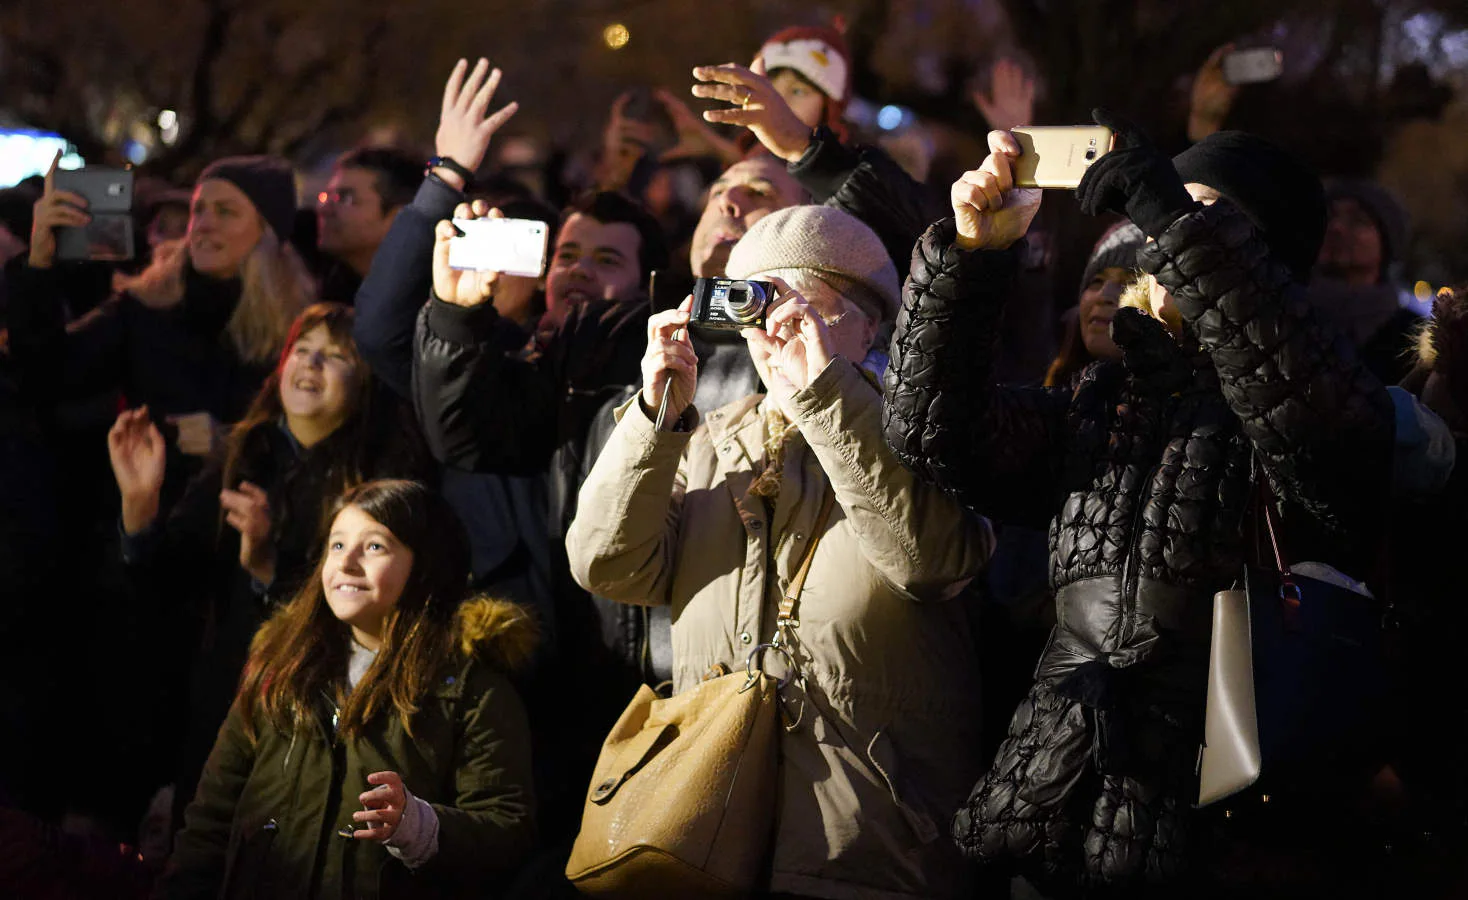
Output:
[725,205,900,323]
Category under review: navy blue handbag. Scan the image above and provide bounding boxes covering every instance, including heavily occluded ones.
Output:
[1198,480,1391,806]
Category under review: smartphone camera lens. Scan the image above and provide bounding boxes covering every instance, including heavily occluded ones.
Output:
[1084,149,1097,161]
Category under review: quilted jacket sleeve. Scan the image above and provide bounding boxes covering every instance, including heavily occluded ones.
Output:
[883,218,1073,529]
[790,127,940,274]
[1140,201,1395,534]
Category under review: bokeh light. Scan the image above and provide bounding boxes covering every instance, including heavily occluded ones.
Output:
[603,23,630,50]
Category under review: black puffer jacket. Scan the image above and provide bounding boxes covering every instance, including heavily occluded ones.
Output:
[883,203,1394,891]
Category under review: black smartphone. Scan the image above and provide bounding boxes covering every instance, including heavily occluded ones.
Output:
[55,167,135,262]
[622,87,676,156]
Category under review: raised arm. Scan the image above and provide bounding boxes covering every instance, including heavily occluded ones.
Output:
[1143,201,1394,529]
[410,196,560,473]
[690,59,939,274]
[1074,112,1394,533]
[565,302,695,606]
[4,154,132,407]
[882,133,1073,528]
[354,59,518,399]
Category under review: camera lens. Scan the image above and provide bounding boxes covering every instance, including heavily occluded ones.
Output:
[1085,149,1097,161]
[724,281,767,324]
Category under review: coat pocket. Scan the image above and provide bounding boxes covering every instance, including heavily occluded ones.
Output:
[865,729,939,845]
[222,816,280,899]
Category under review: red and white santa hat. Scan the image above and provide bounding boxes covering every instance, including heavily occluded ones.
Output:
[757,24,853,139]
[759,27,850,103]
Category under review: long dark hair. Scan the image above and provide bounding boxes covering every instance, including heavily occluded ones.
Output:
[1044,306,1095,388]
[221,303,370,489]
[238,479,472,741]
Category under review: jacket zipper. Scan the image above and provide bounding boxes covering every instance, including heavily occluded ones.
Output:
[1120,461,1159,632]
[1120,397,1177,637]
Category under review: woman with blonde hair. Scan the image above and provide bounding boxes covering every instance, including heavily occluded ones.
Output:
[11,154,311,473]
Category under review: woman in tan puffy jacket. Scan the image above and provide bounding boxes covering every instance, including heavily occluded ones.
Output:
[566,205,994,900]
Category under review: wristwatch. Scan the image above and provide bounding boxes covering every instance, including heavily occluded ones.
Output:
[425,155,474,182]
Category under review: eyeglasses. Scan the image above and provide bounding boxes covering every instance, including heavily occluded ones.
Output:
[317,188,361,207]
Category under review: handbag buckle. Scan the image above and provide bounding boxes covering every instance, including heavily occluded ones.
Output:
[743,642,794,692]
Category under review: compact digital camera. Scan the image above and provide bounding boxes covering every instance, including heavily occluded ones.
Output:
[690,277,776,332]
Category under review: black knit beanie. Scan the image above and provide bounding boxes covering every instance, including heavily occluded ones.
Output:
[1172,131,1326,281]
[196,155,297,243]
[1080,221,1145,294]
[1323,179,1409,278]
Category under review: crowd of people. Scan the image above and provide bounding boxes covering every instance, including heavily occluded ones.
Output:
[0,18,1464,900]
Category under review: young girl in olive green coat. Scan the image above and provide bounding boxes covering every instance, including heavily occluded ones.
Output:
[158,479,537,900]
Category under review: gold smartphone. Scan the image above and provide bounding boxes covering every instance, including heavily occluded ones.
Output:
[1011,126,1115,189]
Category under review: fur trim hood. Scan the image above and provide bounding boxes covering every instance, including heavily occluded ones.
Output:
[1415,286,1467,370]
[454,596,539,673]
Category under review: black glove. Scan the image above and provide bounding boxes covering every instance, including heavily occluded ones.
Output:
[1075,108,1196,238]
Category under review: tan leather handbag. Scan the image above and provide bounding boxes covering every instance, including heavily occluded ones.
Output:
[566,493,836,898]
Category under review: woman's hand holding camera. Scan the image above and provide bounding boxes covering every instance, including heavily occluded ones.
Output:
[29,151,91,270]
[108,407,167,535]
[641,297,697,429]
[951,130,1042,252]
[434,59,519,192]
[220,481,275,587]
[433,200,503,309]
[692,58,812,163]
[743,281,836,411]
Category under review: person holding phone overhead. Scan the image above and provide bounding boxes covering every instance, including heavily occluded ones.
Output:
[8,152,312,505]
[883,119,1392,894]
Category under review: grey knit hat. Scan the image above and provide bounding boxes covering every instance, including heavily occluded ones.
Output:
[726,205,900,322]
[1079,221,1145,294]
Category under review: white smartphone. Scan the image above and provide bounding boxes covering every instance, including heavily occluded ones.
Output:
[1011,126,1115,190]
[1222,48,1283,85]
[448,217,550,277]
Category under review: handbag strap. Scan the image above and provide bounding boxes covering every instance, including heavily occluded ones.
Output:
[773,489,838,647]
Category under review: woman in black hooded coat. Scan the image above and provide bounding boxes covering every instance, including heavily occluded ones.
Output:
[882,121,1394,896]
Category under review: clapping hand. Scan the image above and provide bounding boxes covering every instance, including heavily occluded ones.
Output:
[108,407,167,534]
[220,480,274,586]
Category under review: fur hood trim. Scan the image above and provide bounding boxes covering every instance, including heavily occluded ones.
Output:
[454,596,539,673]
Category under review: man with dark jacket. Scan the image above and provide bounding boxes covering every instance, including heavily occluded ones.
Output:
[883,119,1394,895]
